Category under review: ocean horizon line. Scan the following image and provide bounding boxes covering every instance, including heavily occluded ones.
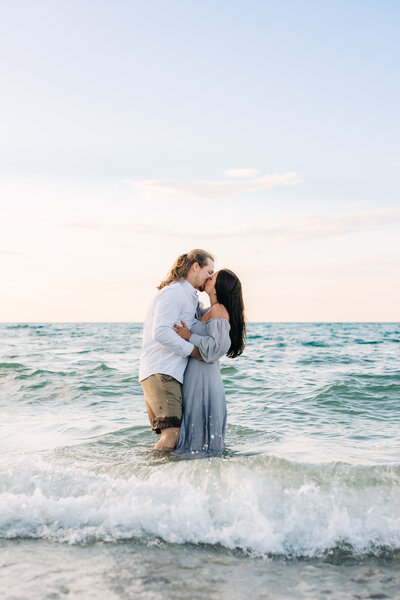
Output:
[1,321,398,325]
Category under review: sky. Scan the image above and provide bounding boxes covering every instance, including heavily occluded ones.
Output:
[0,0,399,322]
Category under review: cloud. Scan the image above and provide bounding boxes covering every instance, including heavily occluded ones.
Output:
[62,221,168,235]
[223,168,260,178]
[204,207,400,243]
[0,249,24,255]
[60,207,400,246]
[122,172,302,202]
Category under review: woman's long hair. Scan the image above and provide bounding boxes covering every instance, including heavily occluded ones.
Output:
[215,269,246,358]
[157,249,214,290]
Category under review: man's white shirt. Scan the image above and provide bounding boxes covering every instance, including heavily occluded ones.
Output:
[139,280,200,384]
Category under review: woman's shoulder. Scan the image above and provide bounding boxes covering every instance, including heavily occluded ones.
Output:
[204,303,230,322]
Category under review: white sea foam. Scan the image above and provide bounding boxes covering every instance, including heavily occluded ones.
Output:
[1,453,399,557]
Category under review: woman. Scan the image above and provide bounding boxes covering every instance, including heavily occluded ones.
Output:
[173,269,246,457]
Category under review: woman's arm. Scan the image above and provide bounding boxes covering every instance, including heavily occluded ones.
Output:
[175,319,231,363]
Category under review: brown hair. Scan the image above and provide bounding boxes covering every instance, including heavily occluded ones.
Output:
[157,249,215,290]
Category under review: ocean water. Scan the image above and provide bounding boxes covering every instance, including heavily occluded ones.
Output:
[0,322,399,599]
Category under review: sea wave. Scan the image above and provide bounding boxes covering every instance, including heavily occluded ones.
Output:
[1,453,399,558]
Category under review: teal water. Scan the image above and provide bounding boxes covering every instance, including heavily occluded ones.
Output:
[1,323,399,599]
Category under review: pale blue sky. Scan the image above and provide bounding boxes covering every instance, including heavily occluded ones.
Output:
[1,1,399,321]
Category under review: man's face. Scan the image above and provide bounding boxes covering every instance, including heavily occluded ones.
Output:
[204,271,218,296]
[195,259,214,292]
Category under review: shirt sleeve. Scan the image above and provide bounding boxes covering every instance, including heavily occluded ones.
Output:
[152,286,194,357]
[189,319,231,363]
[195,300,209,320]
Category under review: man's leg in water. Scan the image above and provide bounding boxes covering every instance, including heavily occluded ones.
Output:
[141,374,182,449]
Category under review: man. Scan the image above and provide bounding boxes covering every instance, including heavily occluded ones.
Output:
[139,249,215,450]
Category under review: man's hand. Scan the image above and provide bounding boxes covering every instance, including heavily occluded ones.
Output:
[190,346,204,361]
[173,320,191,341]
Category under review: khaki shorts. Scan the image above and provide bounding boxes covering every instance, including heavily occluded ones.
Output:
[141,374,182,434]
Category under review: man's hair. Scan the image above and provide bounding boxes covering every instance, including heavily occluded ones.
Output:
[157,249,214,290]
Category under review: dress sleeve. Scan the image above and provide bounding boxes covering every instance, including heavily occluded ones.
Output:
[189,319,231,363]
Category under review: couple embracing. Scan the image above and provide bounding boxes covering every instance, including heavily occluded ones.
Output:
[139,249,246,457]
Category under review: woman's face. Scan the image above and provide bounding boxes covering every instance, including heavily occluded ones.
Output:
[204,271,218,297]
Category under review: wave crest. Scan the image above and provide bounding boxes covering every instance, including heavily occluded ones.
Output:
[1,454,399,557]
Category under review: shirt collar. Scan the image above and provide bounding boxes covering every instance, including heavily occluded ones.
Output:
[181,279,198,300]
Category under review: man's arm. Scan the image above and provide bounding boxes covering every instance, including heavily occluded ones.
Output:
[190,346,204,361]
[152,286,194,357]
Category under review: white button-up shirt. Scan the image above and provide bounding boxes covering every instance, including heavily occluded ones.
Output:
[139,280,201,384]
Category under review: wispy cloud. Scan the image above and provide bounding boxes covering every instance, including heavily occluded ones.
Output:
[223,168,260,178]
[0,249,24,255]
[60,207,400,245]
[206,207,400,243]
[62,221,168,235]
[122,172,302,202]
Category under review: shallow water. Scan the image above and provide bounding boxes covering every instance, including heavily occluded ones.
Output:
[1,322,400,598]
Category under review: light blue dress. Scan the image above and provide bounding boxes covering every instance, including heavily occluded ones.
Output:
[175,318,231,458]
